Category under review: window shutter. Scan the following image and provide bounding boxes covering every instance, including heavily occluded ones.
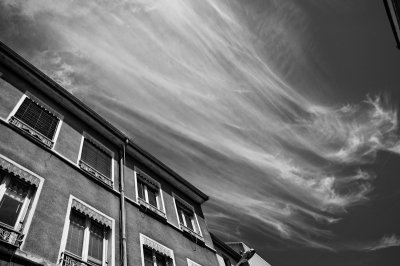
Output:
[81,140,112,178]
[14,98,59,139]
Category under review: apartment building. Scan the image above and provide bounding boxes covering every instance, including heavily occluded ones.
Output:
[0,41,219,266]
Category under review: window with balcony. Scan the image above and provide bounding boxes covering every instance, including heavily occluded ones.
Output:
[140,234,174,266]
[0,155,42,248]
[173,195,203,242]
[9,95,61,149]
[78,135,113,187]
[135,168,166,219]
[60,199,113,266]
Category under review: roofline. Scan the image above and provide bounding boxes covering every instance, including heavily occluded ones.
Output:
[383,0,400,49]
[210,233,242,261]
[0,41,208,202]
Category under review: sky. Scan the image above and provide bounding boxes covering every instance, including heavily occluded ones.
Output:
[1,0,400,265]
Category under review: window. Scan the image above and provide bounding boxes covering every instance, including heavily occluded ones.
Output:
[0,171,32,229]
[143,247,172,266]
[140,234,175,266]
[78,135,113,186]
[0,155,42,248]
[135,168,166,219]
[173,195,204,243]
[9,95,61,149]
[60,198,113,266]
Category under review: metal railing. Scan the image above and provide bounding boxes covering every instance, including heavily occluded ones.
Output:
[60,251,100,266]
[0,222,24,247]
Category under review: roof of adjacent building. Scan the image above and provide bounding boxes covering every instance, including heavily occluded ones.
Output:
[0,40,209,204]
[210,233,242,261]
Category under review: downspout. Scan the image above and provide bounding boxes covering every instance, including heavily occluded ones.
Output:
[120,139,128,266]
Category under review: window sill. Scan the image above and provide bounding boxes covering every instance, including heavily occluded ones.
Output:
[138,198,167,222]
[79,160,113,187]
[0,222,24,248]
[179,224,204,244]
[8,116,54,149]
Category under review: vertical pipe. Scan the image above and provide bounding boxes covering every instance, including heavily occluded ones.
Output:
[120,139,128,266]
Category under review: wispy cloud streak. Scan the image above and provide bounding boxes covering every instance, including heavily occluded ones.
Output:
[0,0,399,251]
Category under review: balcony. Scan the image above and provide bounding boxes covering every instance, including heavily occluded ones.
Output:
[0,222,24,248]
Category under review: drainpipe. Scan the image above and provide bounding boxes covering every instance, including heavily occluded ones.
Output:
[120,139,128,266]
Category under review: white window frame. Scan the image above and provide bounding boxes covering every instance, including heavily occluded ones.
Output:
[172,193,202,237]
[7,94,63,149]
[187,258,202,266]
[77,132,115,186]
[0,153,44,249]
[134,167,166,214]
[140,233,176,266]
[58,195,115,266]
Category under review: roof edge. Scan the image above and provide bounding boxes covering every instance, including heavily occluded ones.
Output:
[0,41,208,203]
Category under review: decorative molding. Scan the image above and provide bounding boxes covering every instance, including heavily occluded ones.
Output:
[71,199,112,229]
[0,157,40,187]
[0,223,24,247]
[138,198,166,219]
[79,160,113,187]
[61,252,91,266]
[141,235,174,259]
[9,116,54,148]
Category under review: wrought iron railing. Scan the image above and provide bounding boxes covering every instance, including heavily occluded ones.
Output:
[0,222,24,247]
[138,198,167,219]
[79,160,113,187]
[60,251,100,266]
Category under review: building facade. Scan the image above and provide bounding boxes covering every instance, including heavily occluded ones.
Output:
[0,41,219,266]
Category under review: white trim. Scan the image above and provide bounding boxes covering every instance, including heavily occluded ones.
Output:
[52,119,63,150]
[193,213,203,237]
[76,135,85,165]
[160,189,166,213]
[0,154,45,250]
[187,258,202,266]
[57,195,115,266]
[139,233,176,266]
[134,170,139,203]
[6,94,26,121]
[172,196,180,228]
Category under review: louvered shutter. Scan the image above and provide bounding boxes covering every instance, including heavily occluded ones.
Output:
[14,98,59,139]
[81,139,112,178]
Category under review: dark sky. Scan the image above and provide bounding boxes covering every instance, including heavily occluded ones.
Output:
[1,0,400,265]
